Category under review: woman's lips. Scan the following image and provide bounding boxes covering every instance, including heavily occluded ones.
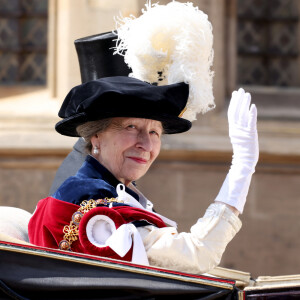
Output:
[128,156,148,164]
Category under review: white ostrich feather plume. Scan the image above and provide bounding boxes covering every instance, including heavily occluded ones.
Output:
[114,0,215,121]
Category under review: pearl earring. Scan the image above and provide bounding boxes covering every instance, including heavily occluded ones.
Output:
[93,147,99,155]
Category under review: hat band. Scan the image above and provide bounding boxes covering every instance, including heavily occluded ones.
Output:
[178,106,187,117]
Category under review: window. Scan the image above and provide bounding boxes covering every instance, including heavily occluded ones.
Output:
[0,0,48,85]
[237,0,299,87]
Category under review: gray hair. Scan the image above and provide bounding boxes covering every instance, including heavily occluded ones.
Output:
[76,118,112,153]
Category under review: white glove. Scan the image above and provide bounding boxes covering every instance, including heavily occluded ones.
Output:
[215,88,259,213]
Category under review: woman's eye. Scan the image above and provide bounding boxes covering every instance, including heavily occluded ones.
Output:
[127,124,136,129]
[150,130,160,137]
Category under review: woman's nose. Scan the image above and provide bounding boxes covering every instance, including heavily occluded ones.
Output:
[136,131,152,151]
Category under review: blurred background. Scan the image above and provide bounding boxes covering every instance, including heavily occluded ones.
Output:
[0,0,299,278]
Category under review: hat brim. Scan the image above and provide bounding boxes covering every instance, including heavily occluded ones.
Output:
[55,112,191,137]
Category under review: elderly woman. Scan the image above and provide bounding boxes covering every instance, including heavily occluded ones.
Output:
[29,1,259,274]
[28,74,258,274]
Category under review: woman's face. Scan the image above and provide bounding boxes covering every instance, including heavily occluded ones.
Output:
[91,117,163,186]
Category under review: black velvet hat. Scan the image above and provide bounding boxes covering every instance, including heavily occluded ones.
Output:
[74,31,131,83]
[55,76,191,137]
[55,31,191,136]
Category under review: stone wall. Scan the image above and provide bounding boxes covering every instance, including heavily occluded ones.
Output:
[49,0,140,99]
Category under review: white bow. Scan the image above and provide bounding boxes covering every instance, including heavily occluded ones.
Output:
[106,223,149,265]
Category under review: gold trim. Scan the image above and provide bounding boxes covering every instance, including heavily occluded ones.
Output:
[0,243,234,290]
[178,106,187,117]
[59,198,123,250]
[238,290,245,300]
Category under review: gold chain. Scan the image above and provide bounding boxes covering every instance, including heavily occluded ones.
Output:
[58,198,123,251]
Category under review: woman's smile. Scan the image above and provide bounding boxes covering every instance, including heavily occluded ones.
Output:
[127,156,148,164]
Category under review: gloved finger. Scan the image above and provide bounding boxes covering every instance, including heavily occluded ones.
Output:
[248,104,257,131]
[227,90,238,120]
[239,92,251,127]
[233,88,245,122]
[228,88,244,122]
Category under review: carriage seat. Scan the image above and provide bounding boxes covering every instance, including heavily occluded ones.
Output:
[0,206,32,245]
